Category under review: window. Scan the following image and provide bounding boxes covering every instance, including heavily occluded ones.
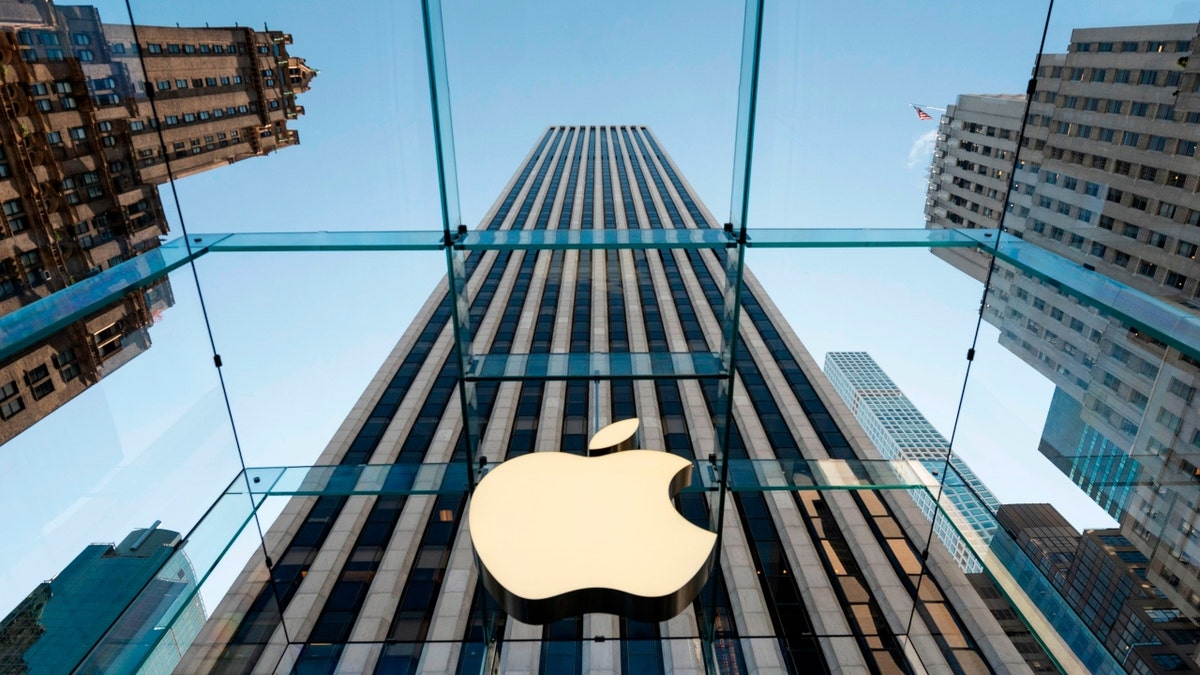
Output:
[1130,101,1149,116]
[1167,172,1187,188]
[45,49,63,61]
[1158,103,1176,120]
[110,42,125,54]
[1099,41,1113,52]
[76,49,93,62]
[71,33,90,45]
[183,44,196,54]
[1136,260,1156,278]
[0,396,24,419]
[1122,131,1140,146]
[147,43,162,53]
[1085,182,1100,196]
[1099,216,1115,230]
[1177,241,1197,259]
[1131,195,1149,211]
[35,99,51,112]
[1139,70,1158,85]
[205,77,217,87]
[1123,224,1140,238]
[1149,232,1168,248]
[233,75,243,84]
[1179,141,1197,157]
[1140,166,1158,182]
[130,120,145,132]
[175,79,188,89]
[220,76,230,85]
[1122,41,1139,52]
[156,80,170,90]
[164,115,179,126]
[1099,127,1115,142]
[1159,202,1178,219]
[167,44,181,54]
[1115,69,1131,83]
[46,131,61,145]
[68,127,86,140]
[1091,242,1107,257]
[1168,272,1190,290]
[1149,136,1167,152]
[1158,408,1182,433]
[183,113,196,123]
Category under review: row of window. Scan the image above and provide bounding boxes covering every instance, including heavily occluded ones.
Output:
[1039,66,1186,88]
[1048,121,1196,159]
[142,41,244,56]
[152,73,244,92]
[1030,141,1199,197]
[1073,39,1191,54]
[961,121,1014,140]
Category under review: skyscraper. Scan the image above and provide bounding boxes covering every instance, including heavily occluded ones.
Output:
[925,24,1200,617]
[183,125,1034,673]
[0,0,314,442]
[0,524,205,674]
[823,351,1001,573]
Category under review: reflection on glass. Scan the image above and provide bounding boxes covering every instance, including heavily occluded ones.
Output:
[0,0,313,443]
[925,18,1200,672]
[0,524,203,674]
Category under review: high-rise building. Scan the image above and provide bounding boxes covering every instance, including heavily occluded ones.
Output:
[0,0,314,442]
[823,351,1001,572]
[182,125,1035,673]
[997,504,1200,673]
[925,24,1200,618]
[0,523,205,674]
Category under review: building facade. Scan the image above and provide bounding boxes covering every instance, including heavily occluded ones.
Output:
[0,0,313,443]
[925,24,1200,618]
[181,125,1034,673]
[996,504,1200,673]
[823,351,1002,572]
[0,524,205,674]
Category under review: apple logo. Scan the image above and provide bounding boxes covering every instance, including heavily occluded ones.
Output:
[468,418,717,624]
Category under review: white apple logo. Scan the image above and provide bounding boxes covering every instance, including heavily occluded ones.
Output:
[468,418,717,624]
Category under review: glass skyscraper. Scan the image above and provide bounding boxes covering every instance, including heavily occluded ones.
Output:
[0,525,204,674]
[824,351,1002,573]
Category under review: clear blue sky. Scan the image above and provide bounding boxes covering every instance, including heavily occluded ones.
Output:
[3,0,1195,613]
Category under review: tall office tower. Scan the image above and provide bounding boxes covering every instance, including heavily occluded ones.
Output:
[996,504,1200,673]
[0,0,313,442]
[184,125,1031,674]
[925,25,1200,617]
[0,524,205,674]
[823,351,1001,573]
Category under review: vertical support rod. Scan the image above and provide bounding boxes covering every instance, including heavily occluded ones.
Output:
[420,0,479,491]
[703,0,764,657]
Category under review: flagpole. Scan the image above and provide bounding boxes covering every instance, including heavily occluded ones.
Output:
[910,103,947,112]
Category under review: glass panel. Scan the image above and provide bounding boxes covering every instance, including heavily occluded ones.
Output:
[0,266,243,673]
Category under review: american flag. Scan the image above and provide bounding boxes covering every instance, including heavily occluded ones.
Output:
[912,105,933,121]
